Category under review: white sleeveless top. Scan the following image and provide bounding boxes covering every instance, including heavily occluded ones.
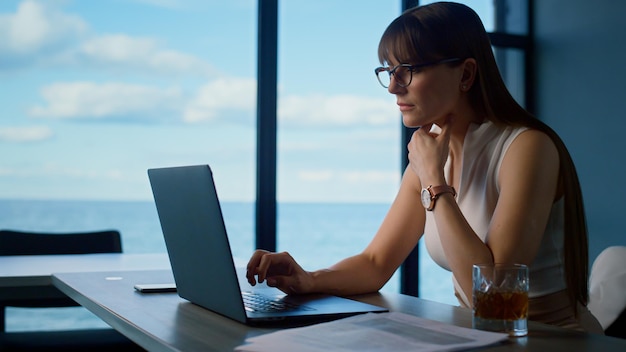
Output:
[423,121,567,306]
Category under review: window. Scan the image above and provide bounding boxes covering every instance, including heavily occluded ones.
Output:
[276,0,401,292]
[419,0,494,29]
[0,0,256,330]
[0,0,256,254]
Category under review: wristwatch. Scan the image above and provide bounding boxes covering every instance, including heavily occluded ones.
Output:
[421,185,456,211]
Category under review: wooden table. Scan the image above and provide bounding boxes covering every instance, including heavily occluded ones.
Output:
[51,269,626,352]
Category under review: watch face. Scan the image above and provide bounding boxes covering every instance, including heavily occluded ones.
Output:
[421,188,432,208]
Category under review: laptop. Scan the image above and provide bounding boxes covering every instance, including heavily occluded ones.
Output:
[147,164,388,325]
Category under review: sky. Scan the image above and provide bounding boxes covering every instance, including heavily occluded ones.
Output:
[0,0,492,203]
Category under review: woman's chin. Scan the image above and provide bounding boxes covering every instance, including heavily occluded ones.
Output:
[402,114,448,129]
[402,116,421,128]
[402,116,431,129]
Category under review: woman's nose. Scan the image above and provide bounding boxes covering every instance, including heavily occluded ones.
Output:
[387,76,404,94]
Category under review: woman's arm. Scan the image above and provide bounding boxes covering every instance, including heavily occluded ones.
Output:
[432,129,560,303]
[319,167,426,295]
[246,167,426,296]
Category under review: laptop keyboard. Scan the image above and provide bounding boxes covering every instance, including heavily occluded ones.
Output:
[241,291,313,313]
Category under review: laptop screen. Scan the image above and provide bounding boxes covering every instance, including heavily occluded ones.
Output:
[148,165,247,323]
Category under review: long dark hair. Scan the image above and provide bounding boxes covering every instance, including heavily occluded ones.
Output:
[378,2,589,312]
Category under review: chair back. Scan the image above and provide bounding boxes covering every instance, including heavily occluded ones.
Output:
[0,229,123,332]
[0,229,122,256]
[588,246,626,339]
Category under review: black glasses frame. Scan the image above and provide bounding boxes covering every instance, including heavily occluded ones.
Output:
[374,58,462,88]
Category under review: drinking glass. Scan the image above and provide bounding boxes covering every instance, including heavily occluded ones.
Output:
[472,263,529,337]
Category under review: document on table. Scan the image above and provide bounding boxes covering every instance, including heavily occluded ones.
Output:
[235,312,508,352]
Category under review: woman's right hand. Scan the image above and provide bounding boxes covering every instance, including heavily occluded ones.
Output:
[407,120,452,186]
[245,250,314,295]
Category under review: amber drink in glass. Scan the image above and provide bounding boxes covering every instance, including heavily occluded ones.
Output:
[472,264,529,337]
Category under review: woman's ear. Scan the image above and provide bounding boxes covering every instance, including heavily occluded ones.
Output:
[460,58,477,92]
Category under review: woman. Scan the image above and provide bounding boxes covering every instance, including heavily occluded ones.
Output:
[246,2,602,333]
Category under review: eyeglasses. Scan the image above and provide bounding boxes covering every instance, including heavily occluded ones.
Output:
[374,58,461,88]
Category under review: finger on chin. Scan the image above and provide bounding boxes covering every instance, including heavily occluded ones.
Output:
[428,124,443,135]
[420,123,433,133]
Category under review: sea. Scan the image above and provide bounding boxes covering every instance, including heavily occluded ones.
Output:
[0,199,457,332]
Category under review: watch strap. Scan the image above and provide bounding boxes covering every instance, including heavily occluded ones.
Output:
[425,184,456,211]
[429,185,456,199]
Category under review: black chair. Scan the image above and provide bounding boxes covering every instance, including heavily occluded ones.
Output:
[605,308,626,339]
[0,229,144,351]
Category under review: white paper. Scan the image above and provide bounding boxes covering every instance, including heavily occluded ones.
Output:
[235,312,508,352]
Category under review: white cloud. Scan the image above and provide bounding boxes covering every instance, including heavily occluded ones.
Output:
[184,81,397,128]
[29,82,183,120]
[75,34,215,76]
[183,77,256,123]
[0,0,87,55]
[0,125,53,142]
[26,77,398,129]
[79,34,158,63]
[279,94,397,127]
[0,1,216,76]
[22,73,401,132]
[28,78,255,123]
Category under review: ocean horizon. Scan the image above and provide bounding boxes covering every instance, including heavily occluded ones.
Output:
[0,198,456,332]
